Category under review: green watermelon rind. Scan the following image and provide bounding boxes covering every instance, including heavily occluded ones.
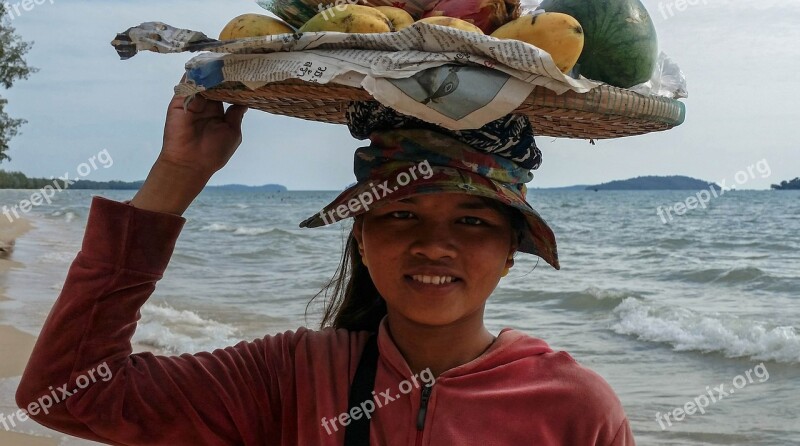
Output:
[538,0,659,88]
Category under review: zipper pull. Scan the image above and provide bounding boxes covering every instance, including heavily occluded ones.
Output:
[416,383,434,430]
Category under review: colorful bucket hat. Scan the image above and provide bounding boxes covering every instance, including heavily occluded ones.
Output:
[299,124,560,270]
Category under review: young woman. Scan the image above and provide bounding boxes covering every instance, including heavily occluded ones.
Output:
[16,89,634,445]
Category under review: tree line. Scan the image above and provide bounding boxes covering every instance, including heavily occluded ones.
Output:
[771,178,800,190]
[0,169,143,189]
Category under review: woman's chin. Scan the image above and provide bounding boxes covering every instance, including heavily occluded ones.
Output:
[388,303,474,328]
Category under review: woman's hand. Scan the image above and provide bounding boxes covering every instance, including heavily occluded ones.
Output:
[131,84,249,216]
[159,90,249,177]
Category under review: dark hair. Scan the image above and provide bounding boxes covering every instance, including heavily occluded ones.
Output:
[308,196,528,333]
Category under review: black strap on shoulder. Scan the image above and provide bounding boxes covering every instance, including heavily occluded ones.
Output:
[344,333,379,446]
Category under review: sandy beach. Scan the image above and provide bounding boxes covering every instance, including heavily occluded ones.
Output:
[0,325,59,446]
[0,217,61,445]
[0,213,160,445]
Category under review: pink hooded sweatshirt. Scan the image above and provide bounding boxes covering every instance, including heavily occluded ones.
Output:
[16,196,635,445]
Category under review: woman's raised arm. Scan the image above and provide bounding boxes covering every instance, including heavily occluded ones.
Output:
[12,90,301,445]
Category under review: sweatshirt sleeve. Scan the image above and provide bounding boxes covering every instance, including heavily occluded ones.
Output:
[606,418,635,446]
[15,196,294,445]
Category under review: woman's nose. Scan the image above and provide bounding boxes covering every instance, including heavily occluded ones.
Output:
[408,221,457,260]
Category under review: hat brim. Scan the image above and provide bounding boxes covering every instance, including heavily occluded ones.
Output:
[299,166,560,270]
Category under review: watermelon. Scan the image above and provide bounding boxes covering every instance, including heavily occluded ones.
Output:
[538,0,658,88]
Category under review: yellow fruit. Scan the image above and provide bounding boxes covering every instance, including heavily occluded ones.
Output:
[299,4,394,33]
[219,14,295,40]
[491,13,584,74]
[416,16,485,34]
[374,6,415,31]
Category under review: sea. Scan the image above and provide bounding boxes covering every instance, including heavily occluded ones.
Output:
[0,189,798,445]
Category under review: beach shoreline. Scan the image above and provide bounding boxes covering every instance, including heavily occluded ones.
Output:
[0,221,161,445]
[0,216,90,445]
[0,324,60,446]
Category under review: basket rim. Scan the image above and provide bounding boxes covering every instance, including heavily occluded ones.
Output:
[198,79,686,140]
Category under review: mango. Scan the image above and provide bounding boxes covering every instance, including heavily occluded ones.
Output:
[374,6,415,31]
[219,14,295,40]
[416,16,485,34]
[299,5,394,33]
[491,12,584,73]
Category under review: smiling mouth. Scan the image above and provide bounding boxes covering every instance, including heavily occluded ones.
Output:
[406,275,461,285]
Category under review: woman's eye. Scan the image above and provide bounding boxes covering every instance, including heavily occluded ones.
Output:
[389,211,414,219]
[460,216,485,226]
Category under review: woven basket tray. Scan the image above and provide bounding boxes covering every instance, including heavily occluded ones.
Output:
[199,79,686,140]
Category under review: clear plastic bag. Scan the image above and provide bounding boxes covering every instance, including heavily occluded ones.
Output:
[519,0,542,15]
[630,52,688,99]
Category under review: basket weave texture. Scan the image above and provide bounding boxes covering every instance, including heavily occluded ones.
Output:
[199,79,685,140]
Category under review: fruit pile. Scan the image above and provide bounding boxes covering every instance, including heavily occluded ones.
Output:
[220,0,658,88]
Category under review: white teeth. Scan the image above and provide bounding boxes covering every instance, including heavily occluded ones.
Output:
[411,275,455,285]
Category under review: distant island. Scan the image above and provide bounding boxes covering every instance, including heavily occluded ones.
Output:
[0,170,286,192]
[531,185,590,191]
[771,178,800,190]
[206,184,287,192]
[535,176,721,191]
[584,176,720,191]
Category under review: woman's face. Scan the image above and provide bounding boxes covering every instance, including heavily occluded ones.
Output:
[353,193,517,328]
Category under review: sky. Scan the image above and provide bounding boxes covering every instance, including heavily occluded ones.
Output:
[2,0,799,190]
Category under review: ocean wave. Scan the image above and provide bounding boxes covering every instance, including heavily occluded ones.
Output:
[715,266,767,283]
[611,298,800,364]
[233,227,277,236]
[200,223,235,232]
[170,252,208,265]
[37,251,77,264]
[555,287,638,311]
[672,266,769,284]
[133,303,240,354]
[229,247,283,259]
[52,210,78,223]
[501,287,636,311]
[654,237,695,249]
[199,223,295,237]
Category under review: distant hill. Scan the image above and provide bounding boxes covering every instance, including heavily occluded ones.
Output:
[70,180,146,190]
[0,170,286,191]
[771,178,800,190]
[209,184,287,192]
[585,176,720,191]
[532,185,589,191]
